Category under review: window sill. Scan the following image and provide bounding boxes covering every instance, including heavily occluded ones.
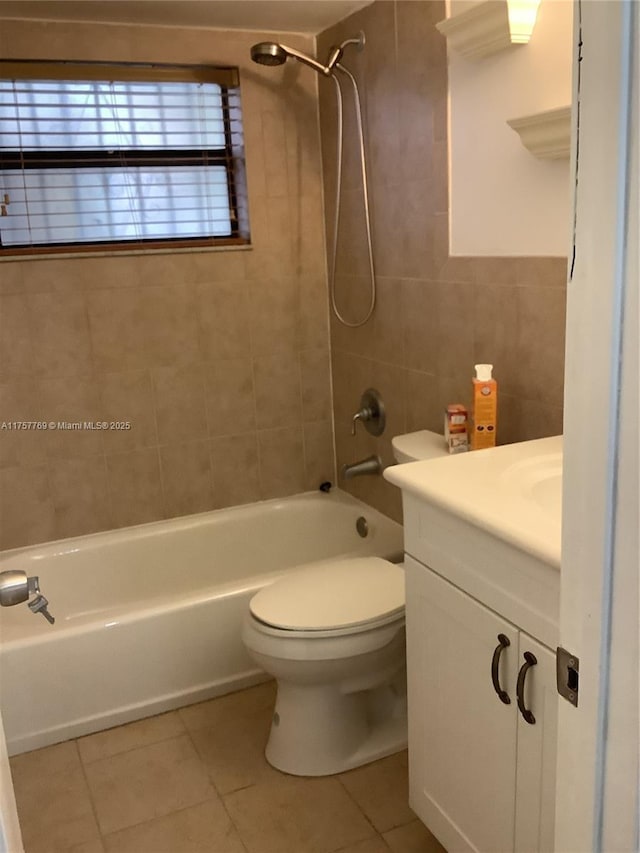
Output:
[0,239,252,262]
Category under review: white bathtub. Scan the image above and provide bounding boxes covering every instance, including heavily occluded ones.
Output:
[0,490,403,755]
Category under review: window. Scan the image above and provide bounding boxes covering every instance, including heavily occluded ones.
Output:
[0,61,248,254]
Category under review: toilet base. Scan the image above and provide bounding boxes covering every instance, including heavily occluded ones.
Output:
[265,676,408,776]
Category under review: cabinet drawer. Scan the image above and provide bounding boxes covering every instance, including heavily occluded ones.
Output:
[403,494,560,650]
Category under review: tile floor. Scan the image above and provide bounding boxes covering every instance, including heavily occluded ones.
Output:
[9,682,446,853]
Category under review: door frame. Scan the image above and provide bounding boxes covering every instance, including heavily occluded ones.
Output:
[556,1,638,851]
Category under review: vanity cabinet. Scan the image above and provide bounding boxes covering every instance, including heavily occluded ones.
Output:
[405,554,557,853]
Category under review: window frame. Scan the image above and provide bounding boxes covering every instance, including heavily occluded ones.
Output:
[0,60,249,257]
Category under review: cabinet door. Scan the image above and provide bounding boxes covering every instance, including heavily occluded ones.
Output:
[514,636,558,853]
[405,556,519,853]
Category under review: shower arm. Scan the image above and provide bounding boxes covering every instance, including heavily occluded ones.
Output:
[277,44,332,76]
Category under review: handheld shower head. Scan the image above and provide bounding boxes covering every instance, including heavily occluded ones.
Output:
[250,42,288,66]
[250,41,331,76]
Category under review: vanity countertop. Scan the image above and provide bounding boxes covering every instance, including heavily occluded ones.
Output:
[384,435,562,569]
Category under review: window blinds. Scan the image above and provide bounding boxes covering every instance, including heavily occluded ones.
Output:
[0,62,246,252]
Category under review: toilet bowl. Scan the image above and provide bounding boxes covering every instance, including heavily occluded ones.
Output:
[242,430,448,777]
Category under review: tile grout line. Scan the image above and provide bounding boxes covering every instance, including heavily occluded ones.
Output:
[72,737,107,850]
[181,716,251,853]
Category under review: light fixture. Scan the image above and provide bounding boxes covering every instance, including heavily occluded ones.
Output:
[436,0,541,60]
[507,0,541,44]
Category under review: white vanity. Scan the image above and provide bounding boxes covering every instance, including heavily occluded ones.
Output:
[385,436,562,853]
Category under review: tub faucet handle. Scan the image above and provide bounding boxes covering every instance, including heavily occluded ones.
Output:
[28,594,55,625]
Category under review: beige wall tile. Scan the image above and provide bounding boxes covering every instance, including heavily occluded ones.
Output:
[159,440,215,517]
[152,363,207,444]
[299,349,332,423]
[2,18,331,546]
[0,379,48,469]
[253,353,302,430]
[405,370,441,434]
[303,420,336,490]
[297,276,330,351]
[0,294,33,379]
[515,286,566,407]
[100,370,157,452]
[209,432,261,508]
[142,284,200,367]
[38,376,104,460]
[205,358,256,437]
[105,448,165,528]
[87,288,147,374]
[258,426,306,499]
[401,279,438,374]
[0,262,23,295]
[473,282,520,397]
[28,290,93,378]
[517,256,568,288]
[0,464,56,549]
[248,277,299,356]
[196,280,252,362]
[49,456,111,539]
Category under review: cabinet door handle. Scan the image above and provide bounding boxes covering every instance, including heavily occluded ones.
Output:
[516,651,538,724]
[491,633,511,704]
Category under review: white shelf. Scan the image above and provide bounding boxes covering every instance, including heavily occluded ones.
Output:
[507,106,572,159]
[436,0,540,60]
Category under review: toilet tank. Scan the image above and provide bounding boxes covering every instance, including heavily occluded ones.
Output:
[392,430,449,464]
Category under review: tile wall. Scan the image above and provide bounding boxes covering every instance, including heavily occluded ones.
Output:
[0,20,333,548]
[318,1,567,521]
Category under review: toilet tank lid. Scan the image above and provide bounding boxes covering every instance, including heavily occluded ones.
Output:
[249,557,405,632]
[392,430,448,462]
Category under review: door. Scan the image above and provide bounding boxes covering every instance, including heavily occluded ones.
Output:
[514,636,557,853]
[405,555,519,853]
[0,711,23,853]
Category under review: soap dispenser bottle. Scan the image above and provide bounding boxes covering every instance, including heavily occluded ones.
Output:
[471,363,497,450]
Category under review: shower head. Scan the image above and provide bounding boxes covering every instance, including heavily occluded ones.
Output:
[250,42,288,67]
[250,41,331,76]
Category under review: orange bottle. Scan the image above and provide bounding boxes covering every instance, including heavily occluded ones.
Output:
[471,364,497,449]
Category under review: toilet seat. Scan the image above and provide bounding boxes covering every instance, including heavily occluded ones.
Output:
[249,556,404,633]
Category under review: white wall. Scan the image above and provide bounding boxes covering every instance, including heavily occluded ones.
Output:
[446,0,573,256]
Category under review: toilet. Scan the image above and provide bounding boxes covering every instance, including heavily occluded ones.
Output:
[242,429,448,776]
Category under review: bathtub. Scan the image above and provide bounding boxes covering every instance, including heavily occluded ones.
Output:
[0,490,403,755]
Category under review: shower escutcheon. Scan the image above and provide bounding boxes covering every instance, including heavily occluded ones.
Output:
[351,388,386,437]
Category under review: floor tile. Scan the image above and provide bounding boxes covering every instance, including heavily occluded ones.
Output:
[178,681,276,733]
[333,836,390,853]
[67,840,106,853]
[84,734,215,835]
[182,681,280,793]
[339,751,414,833]
[102,799,245,853]
[10,740,80,780]
[10,743,100,853]
[224,772,376,853]
[383,819,447,853]
[78,712,185,763]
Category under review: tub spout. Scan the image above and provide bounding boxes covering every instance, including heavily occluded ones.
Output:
[341,455,383,480]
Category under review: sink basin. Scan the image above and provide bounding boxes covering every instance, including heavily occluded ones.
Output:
[384,436,563,568]
[500,451,563,521]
